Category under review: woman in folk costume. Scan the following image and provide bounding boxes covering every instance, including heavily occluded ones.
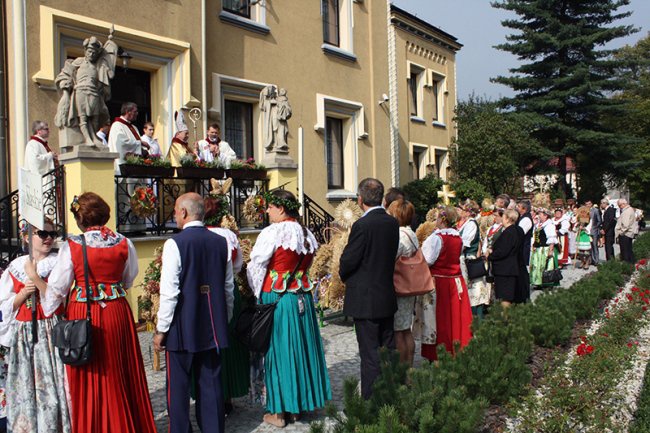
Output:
[247,190,331,428]
[529,208,560,288]
[0,221,71,433]
[566,200,578,257]
[553,208,571,267]
[457,200,489,318]
[203,180,250,412]
[167,109,197,168]
[25,193,156,433]
[419,206,473,362]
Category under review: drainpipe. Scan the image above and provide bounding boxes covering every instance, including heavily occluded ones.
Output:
[201,0,208,135]
[11,0,29,173]
[0,0,8,196]
[386,0,399,187]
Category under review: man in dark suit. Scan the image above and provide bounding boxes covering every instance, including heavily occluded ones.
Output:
[154,193,234,433]
[600,199,616,261]
[339,178,400,399]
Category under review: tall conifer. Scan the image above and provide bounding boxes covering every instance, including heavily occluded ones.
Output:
[491,0,637,197]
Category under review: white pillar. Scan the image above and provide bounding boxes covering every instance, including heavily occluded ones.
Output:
[298,126,304,215]
[11,0,29,169]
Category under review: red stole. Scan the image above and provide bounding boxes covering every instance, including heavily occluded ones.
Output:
[30,135,59,168]
[112,117,141,141]
[172,137,193,153]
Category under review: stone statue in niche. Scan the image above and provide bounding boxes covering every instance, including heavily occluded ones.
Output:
[259,85,292,153]
[54,30,118,149]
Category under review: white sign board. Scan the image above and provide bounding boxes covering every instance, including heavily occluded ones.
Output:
[19,168,45,230]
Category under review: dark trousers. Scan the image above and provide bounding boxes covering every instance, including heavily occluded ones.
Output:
[354,317,395,399]
[619,235,635,264]
[166,349,224,433]
[590,235,600,265]
[604,233,615,261]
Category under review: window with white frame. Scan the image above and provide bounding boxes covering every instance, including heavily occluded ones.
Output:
[408,63,425,120]
[321,0,355,60]
[431,72,446,125]
[224,100,254,159]
[326,117,344,189]
[434,148,449,181]
[315,94,366,196]
[411,145,428,180]
[220,0,268,33]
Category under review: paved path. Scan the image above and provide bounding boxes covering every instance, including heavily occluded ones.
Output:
[141,244,618,432]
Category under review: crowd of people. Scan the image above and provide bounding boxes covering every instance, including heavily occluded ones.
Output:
[0,161,644,432]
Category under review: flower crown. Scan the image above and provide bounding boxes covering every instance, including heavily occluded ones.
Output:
[264,192,301,212]
[70,195,80,214]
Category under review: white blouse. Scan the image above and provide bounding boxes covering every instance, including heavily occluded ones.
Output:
[207,227,243,273]
[539,219,558,246]
[422,228,461,266]
[0,253,59,347]
[396,226,419,260]
[246,220,318,298]
[42,231,139,316]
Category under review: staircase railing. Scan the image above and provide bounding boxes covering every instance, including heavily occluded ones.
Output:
[302,193,334,245]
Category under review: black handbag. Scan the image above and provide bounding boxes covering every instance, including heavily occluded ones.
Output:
[485,260,495,284]
[234,254,304,353]
[52,235,93,366]
[542,257,563,284]
[466,257,487,280]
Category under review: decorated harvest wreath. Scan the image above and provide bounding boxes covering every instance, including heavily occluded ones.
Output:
[130,185,157,218]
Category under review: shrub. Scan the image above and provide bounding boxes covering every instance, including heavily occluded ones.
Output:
[401,175,444,218]
[634,231,650,261]
[450,178,491,203]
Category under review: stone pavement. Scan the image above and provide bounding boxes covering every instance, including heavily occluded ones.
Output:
[140,244,617,432]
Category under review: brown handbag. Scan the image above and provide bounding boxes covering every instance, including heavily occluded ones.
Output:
[393,235,435,297]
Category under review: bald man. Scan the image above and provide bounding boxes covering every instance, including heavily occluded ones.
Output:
[615,198,636,264]
[155,192,234,433]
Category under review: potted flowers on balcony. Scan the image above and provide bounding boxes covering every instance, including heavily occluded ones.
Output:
[119,153,174,177]
[175,154,226,179]
[226,157,267,180]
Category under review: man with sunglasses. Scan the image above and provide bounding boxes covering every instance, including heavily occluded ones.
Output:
[24,120,58,176]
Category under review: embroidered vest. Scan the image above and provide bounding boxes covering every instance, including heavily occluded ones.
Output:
[430,234,463,277]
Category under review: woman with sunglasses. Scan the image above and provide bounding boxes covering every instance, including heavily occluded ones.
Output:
[0,220,72,432]
[25,192,156,433]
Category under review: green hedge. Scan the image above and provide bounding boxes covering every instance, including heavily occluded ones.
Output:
[312,259,636,433]
[634,231,650,261]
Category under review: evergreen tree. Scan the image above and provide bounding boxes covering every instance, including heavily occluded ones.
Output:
[491,0,638,197]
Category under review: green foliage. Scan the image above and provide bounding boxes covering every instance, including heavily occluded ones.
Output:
[401,174,444,218]
[492,0,638,196]
[634,229,650,260]
[449,178,490,204]
[449,96,543,197]
[630,349,650,433]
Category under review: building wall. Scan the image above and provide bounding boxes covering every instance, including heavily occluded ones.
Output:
[393,21,458,184]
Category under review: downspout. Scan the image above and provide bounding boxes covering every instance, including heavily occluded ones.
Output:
[0,0,9,196]
[201,0,208,135]
[386,1,399,187]
[11,0,28,172]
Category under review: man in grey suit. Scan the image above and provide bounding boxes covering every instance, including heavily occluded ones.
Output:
[586,200,602,265]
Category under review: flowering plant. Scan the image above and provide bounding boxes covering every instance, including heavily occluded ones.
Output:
[124,153,171,168]
[230,157,266,170]
[576,336,594,357]
[130,185,157,218]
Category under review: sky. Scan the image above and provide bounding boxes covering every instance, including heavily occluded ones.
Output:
[392,0,650,101]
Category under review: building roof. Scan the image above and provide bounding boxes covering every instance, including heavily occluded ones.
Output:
[390,4,463,52]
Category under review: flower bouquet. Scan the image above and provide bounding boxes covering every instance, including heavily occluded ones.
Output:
[130,185,157,218]
[120,153,174,177]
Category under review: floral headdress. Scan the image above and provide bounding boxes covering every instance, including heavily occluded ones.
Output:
[264,192,301,212]
[70,195,80,214]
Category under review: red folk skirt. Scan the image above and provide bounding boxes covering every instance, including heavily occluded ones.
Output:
[66,297,156,433]
[421,274,473,361]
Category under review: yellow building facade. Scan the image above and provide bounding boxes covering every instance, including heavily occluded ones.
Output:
[1,0,460,317]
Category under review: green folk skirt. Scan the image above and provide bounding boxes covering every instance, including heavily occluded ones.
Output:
[222,287,251,401]
[530,246,559,287]
[260,291,332,415]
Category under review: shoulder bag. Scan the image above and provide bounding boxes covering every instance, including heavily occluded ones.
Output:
[542,256,563,284]
[235,254,305,353]
[52,235,93,366]
[393,235,435,297]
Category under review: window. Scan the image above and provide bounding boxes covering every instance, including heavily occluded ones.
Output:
[412,146,427,180]
[431,73,446,124]
[326,117,344,189]
[223,0,250,18]
[322,0,340,46]
[408,63,425,121]
[321,0,355,61]
[224,100,254,159]
[435,149,449,181]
